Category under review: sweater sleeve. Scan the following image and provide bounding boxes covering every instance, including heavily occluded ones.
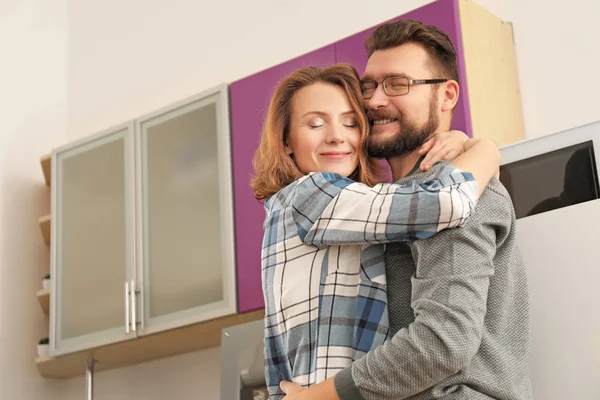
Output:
[335,188,512,399]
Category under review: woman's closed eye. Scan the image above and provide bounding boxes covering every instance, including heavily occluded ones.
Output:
[307,117,325,128]
[342,117,358,128]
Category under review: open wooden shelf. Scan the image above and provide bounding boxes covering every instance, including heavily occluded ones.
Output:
[38,214,50,246]
[40,154,51,187]
[36,309,264,379]
[37,289,50,316]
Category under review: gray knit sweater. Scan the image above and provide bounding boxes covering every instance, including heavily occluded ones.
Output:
[334,162,533,399]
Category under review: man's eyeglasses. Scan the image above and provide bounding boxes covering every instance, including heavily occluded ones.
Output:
[360,77,448,99]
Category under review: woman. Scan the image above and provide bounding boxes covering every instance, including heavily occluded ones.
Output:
[251,63,500,398]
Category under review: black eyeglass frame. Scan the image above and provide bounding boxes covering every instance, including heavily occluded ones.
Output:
[360,77,449,99]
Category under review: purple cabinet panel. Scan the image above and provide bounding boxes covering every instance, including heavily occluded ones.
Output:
[230,46,336,313]
[334,0,472,137]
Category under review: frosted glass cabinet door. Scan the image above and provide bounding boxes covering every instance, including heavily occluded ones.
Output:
[50,123,136,356]
[135,84,236,335]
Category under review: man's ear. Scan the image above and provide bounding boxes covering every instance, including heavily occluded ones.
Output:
[441,80,459,112]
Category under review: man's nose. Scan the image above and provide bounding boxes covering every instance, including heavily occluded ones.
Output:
[366,84,390,109]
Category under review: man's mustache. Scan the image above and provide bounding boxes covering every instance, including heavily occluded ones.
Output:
[367,109,401,122]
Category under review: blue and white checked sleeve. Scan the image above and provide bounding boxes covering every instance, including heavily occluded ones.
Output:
[290,165,478,248]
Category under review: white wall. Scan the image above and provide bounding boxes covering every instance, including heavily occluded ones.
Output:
[0,0,66,399]
[511,0,600,138]
[4,0,597,398]
[66,0,435,139]
[59,347,221,400]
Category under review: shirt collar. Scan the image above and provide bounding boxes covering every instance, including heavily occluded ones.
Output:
[405,155,426,178]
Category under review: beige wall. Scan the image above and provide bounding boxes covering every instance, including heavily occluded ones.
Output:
[0,0,66,399]
[66,0,600,143]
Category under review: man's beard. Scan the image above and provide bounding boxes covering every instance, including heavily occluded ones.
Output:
[366,96,439,159]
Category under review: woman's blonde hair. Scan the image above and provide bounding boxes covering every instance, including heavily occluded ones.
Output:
[251,63,380,200]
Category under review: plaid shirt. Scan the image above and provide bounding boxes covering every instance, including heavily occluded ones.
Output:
[261,165,478,399]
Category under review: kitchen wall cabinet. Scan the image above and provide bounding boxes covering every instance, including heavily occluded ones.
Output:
[38,84,253,378]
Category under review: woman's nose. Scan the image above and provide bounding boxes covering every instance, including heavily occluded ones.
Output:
[325,125,345,143]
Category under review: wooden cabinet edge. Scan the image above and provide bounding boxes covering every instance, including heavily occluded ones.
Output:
[458,0,525,146]
[40,154,51,187]
[37,289,50,316]
[36,309,265,379]
[38,214,50,246]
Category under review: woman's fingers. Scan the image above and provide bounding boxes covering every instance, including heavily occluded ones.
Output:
[421,144,447,171]
[418,138,435,155]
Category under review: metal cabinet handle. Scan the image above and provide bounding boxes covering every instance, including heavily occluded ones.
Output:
[131,280,137,332]
[125,281,130,333]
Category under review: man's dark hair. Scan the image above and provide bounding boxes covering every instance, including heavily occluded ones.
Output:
[365,19,459,83]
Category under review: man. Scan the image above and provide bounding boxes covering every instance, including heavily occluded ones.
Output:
[281,19,532,400]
